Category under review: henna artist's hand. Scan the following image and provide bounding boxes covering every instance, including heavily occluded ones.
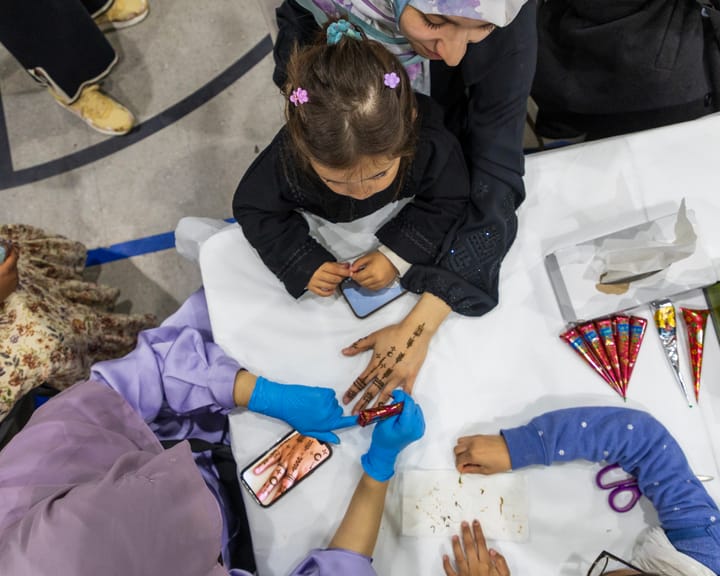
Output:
[0,243,19,304]
[253,433,330,504]
[350,251,398,291]
[443,520,511,576]
[454,435,512,475]
[341,293,451,414]
[308,261,351,297]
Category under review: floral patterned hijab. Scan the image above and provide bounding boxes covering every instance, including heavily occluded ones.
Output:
[394,0,527,26]
[293,0,529,91]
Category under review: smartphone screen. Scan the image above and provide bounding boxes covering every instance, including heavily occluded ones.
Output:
[340,278,406,319]
[240,430,332,508]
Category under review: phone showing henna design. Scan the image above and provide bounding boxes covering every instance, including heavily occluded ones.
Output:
[240,430,332,508]
[340,278,407,319]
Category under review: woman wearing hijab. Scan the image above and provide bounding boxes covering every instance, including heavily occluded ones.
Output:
[0,289,425,576]
[269,0,537,412]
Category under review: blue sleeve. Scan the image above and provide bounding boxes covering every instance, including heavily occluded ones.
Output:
[501,407,720,572]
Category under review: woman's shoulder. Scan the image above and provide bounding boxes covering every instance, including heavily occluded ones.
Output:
[415,93,447,132]
[412,94,466,171]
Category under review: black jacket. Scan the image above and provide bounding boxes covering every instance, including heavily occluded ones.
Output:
[267,0,538,316]
[233,95,510,314]
[532,0,720,138]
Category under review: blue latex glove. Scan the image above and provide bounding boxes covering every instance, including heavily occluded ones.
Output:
[361,390,425,481]
[249,376,357,443]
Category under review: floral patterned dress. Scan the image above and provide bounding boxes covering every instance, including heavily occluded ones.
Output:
[0,225,157,420]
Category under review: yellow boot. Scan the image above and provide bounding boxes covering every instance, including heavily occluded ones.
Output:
[50,84,135,136]
[95,0,149,31]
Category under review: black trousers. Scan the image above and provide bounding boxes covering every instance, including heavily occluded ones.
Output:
[0,0,116,101]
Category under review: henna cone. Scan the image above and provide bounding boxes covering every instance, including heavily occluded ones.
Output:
[627,316,647,391]
[358,402,404,426]
[614,315,631,396]
[560,327,618,392]
[651,300,693,407]
[578,322,623,397]
[597,318,624,398]
[681,308,710,403]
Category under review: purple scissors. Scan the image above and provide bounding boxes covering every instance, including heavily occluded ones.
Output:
[595,464,642,513]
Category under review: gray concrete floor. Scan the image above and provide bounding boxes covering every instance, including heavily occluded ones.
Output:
[0,0,284,320]
[0,0,540,322]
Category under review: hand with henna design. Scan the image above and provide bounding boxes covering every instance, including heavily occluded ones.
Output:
[253,433,330,504]
[341,293,451,414]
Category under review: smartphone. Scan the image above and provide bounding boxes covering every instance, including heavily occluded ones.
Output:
[340,278,407,319]
[240,430,332,508]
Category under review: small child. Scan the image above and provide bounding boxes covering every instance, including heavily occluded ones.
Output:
[234,19,475,302]
[234,19,519,412]
[454,406,720,575]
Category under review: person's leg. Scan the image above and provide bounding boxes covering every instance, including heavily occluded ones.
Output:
[0,0,136,135]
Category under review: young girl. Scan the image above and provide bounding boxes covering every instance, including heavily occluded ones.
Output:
[233,21,515,413]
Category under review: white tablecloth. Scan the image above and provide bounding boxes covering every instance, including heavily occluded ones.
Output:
[200,113,720,576]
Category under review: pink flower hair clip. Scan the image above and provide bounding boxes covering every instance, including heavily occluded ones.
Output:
[289,87,309,107]
[383,72,400,89]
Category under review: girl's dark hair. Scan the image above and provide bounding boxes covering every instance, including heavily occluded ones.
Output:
[284,20,417,174]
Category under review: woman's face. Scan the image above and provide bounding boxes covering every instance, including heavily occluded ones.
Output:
[398,5,496,66]
[310,155,401,200]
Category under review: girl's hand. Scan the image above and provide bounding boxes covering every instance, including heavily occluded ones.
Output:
[307,261,351,296]
[350,251,398,290]
[341,293,451,414]
[443,520,510,576]
[0,243,19,304]
[454,435,512,475]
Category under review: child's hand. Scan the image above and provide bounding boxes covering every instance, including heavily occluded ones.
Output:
[341,319,429,414]
[443,520,510,576]
[453,435,511,475]
[350,251,398,290]
[308,262,351,296]
[0,243,19,303]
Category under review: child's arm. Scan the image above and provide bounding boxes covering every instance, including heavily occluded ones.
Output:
[376,94,514,318]
[456,407,720,572]
[232,133,337,298]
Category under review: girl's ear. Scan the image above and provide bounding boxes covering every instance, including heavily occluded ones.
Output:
[412,107,418,122]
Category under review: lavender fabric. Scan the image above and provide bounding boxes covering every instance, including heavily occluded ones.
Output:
[0,289,375,576]
[290,549,377,575]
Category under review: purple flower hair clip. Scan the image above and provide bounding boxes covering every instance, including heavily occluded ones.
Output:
[383,72,400,89]
[289,87,309,107]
